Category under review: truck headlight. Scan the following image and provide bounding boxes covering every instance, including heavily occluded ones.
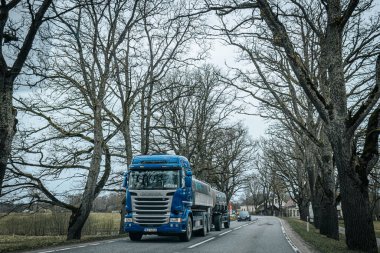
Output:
[124,218,132,223]
[170,218,182,223]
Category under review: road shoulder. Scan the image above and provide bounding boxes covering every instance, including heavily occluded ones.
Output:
[280,218,319,253]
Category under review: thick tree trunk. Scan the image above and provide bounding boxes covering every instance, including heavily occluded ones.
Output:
[310,182,322,229]
[298,200,309,221]
[0,79,16,196]
[67,206,90,240]
[318,142,339,239]
[340,174,376,251]
[332,136,377,252]
[319,195,338,239]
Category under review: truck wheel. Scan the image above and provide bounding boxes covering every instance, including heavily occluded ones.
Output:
[199,215,207,236]
[207,215,211,232]
[215,214,222,231]
[179,217,192,242]
[129,232,143,241]
[224,218,230,228]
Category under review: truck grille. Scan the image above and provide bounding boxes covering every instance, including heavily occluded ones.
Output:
[132,196,172,226]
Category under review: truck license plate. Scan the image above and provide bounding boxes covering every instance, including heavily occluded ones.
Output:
[144,228,157,232]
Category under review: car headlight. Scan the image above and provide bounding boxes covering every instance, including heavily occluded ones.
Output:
[170,218,182,222]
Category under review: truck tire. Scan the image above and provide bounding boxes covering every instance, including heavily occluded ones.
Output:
[199,215,207,236]
[224,217,230,228]
[129,232,143,241]
[179,217,192,242]
[215,214,222,231]
[207,215,211,232]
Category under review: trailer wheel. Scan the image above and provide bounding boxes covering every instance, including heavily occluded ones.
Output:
[215,214,222,231]
[179,217,192,242]
[224,217,230,228]
[207,215,211,232]
[129,232,143,241]
[199,214,207,236]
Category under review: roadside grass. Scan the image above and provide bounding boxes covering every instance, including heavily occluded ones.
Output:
[0,212,123,253]
[284,218,367,253]
[0,234,127,253]
[0,212,120,236]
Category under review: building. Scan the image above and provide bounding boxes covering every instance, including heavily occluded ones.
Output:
[239,205,256,213]
[284,199,299,218]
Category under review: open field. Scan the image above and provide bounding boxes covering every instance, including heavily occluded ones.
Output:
[284,218,376,253]
[0,234,126,253]
[0,212,120,236]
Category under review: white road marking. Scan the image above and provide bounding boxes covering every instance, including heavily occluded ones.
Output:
[219,230,232,236]
[242,224,249,227]
[55,248,73,251]
[188,237,215,248]
[89,243,100,246]
[38,251,55,253]
[233,226,243,230]
[278,218,300,253]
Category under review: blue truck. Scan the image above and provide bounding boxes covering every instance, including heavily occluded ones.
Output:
[122,154,230,241]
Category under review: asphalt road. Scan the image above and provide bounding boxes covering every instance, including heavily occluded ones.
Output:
[24,216,296,253]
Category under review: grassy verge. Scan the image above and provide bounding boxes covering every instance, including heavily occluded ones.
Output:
[283,218,366,253]
[0,234,127,253]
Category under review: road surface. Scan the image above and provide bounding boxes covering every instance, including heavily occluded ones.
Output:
[24,216,296,253]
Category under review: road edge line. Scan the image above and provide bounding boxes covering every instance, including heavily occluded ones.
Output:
[278,218,300,253]
[187,237,215,249]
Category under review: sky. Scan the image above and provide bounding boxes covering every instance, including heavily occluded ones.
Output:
[208,40,268,140]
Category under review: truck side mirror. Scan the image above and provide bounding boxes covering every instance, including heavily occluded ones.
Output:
[185,170,192,188]
[122,171,128,188]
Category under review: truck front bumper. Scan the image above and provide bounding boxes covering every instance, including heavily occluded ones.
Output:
[124,222,186,234]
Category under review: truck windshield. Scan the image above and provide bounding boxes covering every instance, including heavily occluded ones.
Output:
[129,170,180,190]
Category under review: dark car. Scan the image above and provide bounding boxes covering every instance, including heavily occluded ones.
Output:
[237,211,251,221]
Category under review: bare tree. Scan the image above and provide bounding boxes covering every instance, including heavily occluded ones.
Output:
[207,125,257,203]
[6,0,140,240]
[203,0,380,250]
[0,0,54,197]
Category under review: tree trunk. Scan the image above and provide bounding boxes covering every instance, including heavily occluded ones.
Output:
[67,104,103,240]
[318,141,339,239]
[67,206,90,240]
[319,196,339,239]
[340,174,376,251]
[338,162,377,251]
[298,199,309,221]
[332,136,377,252]
[310,182,322,229]
[0,79,16,196]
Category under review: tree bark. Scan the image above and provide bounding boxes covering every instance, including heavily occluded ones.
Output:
[310,179,322,229]
[298,199,309,221]
[339,163,376,251]
[318,141,339,239]
[0,79,16,197]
